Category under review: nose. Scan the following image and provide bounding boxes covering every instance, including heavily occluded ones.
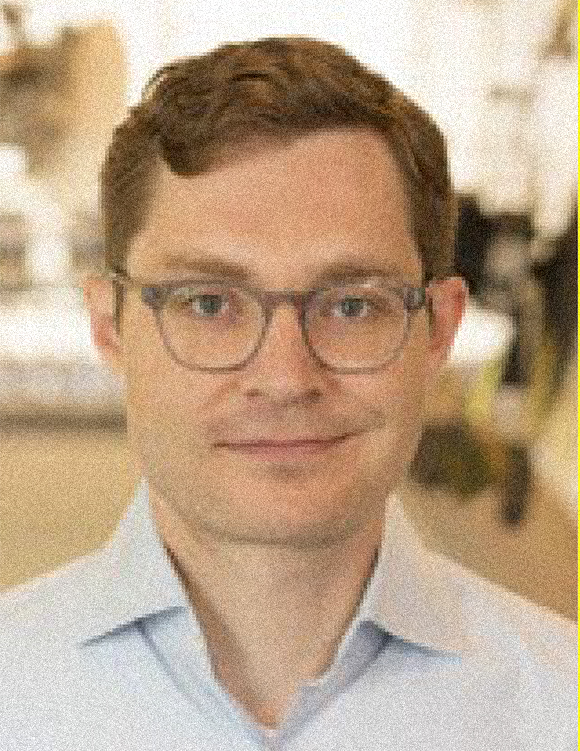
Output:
[240,302,327,402]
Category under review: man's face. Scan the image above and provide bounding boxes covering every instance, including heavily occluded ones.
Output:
[91,128,463,548]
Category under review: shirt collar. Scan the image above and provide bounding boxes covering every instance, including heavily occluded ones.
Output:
[71,478,469,653]
[71,478,191,645]
[356,497,470,652]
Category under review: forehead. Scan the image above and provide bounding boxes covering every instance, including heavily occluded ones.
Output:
[128,128,421,282]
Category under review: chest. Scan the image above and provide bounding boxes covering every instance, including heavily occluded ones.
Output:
[5,631,574,751]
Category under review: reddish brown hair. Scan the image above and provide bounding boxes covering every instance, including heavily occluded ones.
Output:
[100,36,458,281]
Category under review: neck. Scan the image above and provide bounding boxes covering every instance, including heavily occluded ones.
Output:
[151,492,384,726]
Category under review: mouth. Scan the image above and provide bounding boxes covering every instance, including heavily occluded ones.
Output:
[215,434,355,461]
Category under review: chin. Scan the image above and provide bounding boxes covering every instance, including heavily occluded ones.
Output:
[199,513,368,549]
[199,476,385,544]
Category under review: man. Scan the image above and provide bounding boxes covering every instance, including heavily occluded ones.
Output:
[1,37,576,750]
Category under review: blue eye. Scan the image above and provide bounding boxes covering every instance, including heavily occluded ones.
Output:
[333,297,370,318]
[192,294,227,317]
[167,287,233,318]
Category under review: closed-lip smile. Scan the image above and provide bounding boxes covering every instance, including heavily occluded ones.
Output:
[217,434,351,447]
[214,434,356,461]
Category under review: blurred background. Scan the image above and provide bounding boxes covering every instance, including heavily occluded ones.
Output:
[0,0,577,619]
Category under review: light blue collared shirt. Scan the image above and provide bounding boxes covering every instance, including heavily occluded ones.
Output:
[1,479,577,750]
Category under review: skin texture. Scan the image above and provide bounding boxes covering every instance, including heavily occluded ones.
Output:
[85,127,466,727]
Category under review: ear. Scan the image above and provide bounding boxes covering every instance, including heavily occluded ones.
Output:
[83,275,125,376]
[425,276,468,376]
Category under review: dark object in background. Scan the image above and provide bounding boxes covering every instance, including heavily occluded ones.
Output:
[532,205,578,393]
[411,420,495,498]
[500,442,530,526]
[454,195,494,297]
[489,212,534,389]
[412,421,531,526]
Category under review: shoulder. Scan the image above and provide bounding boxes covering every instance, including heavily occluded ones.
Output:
[437,549,577,674]
[0,546,108,652]
[0,547,139,751]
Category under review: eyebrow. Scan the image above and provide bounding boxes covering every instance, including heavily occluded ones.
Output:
[157,253,406,285]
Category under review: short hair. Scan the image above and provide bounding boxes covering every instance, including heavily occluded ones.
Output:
[100,36,458,281]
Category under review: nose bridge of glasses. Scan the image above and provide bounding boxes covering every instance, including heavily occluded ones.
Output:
[260,290,310,334]
[255,286,299,310]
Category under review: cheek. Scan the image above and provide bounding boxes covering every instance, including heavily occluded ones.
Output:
[124,308,198,416]
[362,349,430,457]
[393,358,429,414]
[123,332,202,455]
[366,341,429,420]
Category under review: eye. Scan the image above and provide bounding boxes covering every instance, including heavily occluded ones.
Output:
[317,288,399,320]
[331,296,374,318]
[167,287,233,318]
[191,294,229,317]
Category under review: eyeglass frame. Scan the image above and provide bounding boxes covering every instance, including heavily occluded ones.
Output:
[107,268,429,374]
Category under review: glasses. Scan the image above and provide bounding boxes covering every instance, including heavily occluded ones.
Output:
[109,271,428,374]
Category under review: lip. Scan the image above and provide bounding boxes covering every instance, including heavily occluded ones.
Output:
[216,434,353,460]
